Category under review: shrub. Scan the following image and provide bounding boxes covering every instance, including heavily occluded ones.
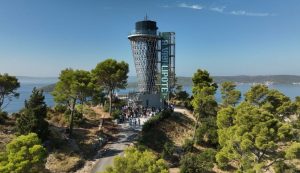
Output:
[111,109,122,119]
[273,161,296,173]
[64,109,83,126]
[54,104,67,113]
[180,149,216,173]
[103,103,110,112]
[142,110,172,133]
[0,133,47,173]
[182,139,194,153]
[0,111,8,124]
[162,141,175,160]
[16,88,49,141]
[102,146,168,173]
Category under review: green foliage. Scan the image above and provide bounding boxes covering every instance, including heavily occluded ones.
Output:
[285,142,300,159]
[180,149,216,173]
[195,116,218,146]
[162,141,175,160]
[113,97,127,109]
[220,81,241,107]
[54,104,67,113]
[216,102,295,171]
[175,91,190,101]
[0,110,8,124]
[0,73,20,111]
[244,84,269,106]
[192,86,218,118]
[52,69,97,105]
[263,89,297,118]
[192,69,217,94]
[111,109,122,119]
[191,69,218,146]
[273,161,297,173]
[182,139,194,153]
[142,110,172,133]
[16,88,49,141]
[64,109,83,126]
[52,68,98,136]
[0,133,46,173]
[245,84,297,119]
[295,96,300,114]
[101,146,168,173]
[92,58,129,116]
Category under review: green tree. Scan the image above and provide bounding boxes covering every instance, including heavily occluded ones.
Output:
[0,73,20,111]
[92,59,129,116]
[52,69,95,136]
[191,69,218,145]
[101,147,168,173]
[216,102,296,172]
[244,84,268,106]
[0,133,46,173]
[262,89,297,119]
[16,88,49,140]
[295,96,300,114]
[175,91,189,101]
[220,81,241,107]
[245,85,297,119]
[180,149,216,173]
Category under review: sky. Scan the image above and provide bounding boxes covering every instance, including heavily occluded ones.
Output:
[0,0,299,77]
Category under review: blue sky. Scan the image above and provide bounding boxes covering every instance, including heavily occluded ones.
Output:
[0,0,299,77]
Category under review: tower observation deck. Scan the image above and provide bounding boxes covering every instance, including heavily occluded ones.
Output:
[128,20,159,94]
[128,18,175,108]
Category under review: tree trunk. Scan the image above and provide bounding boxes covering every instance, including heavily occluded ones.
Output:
[69,98,76,137]
[192,114,200,143]
[109,90,112,117]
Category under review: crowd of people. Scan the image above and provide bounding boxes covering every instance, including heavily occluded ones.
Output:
[116,106,160,125]
[116,104,174,126]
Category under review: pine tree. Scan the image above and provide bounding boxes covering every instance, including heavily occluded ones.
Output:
[16,88,49,141]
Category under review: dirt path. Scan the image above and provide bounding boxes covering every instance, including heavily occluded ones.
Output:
[90,117,148,173]
[174,106,195,121]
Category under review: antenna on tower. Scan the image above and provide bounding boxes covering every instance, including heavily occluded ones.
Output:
[144,14,148,21]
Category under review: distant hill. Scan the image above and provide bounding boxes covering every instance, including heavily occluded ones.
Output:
[17,76,58,84]
[178,75,300,86]
[213,75,300,84]
[39,75,300,92]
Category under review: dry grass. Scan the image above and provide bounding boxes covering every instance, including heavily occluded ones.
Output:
[46,153,83,173]
[158,112,194,146]
[0,119,16,152]
[45,105,118,172]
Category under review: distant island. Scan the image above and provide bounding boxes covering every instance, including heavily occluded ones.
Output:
[37,75,300,92]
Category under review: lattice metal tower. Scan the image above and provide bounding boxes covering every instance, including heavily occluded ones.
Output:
[128,18,159,94]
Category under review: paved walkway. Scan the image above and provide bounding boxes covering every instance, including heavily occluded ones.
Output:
[90,117,149,173]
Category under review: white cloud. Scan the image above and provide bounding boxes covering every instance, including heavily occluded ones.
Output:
[230,10,271,17]
[210,6,226,13]
[170,2,274,17]
[178,3,203,10]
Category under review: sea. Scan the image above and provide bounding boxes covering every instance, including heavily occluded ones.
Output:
[3,77,300,114]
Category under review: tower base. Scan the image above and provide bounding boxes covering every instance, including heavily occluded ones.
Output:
[128,92,163,109]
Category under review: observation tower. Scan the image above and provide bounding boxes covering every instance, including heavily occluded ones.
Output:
[128,17,175,108]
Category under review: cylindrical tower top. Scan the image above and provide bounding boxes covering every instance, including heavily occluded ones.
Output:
[134,20,158,35]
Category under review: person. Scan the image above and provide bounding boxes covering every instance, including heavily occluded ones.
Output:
[138,118,141,126]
